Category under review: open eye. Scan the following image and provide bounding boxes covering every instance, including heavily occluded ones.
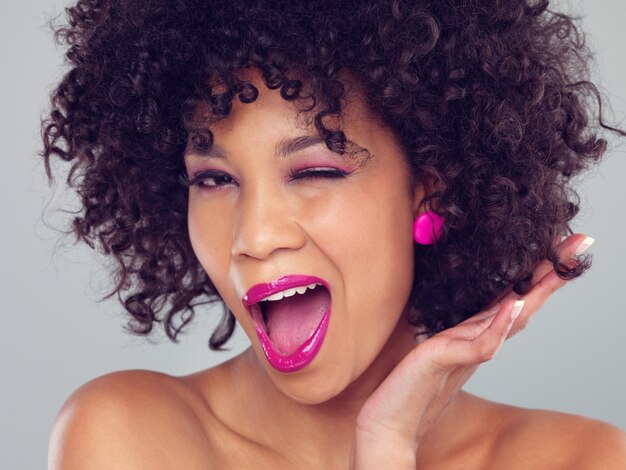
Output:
[183,170,237,189]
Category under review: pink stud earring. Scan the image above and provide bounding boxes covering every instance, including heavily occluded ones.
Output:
[413,210,444,245]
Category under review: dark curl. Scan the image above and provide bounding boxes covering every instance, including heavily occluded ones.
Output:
[41,0,624,348]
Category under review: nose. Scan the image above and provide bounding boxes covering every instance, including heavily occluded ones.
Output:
[230,183,306,260]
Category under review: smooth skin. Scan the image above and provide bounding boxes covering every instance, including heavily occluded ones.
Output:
[49,69,626,469]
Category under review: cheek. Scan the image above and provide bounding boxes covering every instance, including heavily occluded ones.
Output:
[354,203,414,322]
[304,184,415,317]
[187,198,231,280]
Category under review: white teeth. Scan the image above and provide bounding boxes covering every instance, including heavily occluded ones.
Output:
[284,287,298,296]
[261,282,321,302]
[265,290,290,302]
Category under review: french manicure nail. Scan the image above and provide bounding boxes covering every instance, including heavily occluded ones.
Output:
[574,236,595,256]
[511,300,525,321]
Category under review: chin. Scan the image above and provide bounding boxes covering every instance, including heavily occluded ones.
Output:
[278,376,349,406]
[262,354,355,405]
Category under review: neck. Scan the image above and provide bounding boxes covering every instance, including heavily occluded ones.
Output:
[220,319,423,466]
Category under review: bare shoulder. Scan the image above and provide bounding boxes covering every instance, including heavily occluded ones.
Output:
[469,394,626,469]
[508,409,626,469]
[48,370,213,470]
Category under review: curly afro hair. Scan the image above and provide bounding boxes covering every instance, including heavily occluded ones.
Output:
[41,0,624,349]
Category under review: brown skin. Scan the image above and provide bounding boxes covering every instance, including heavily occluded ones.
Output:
[49,70,626,469]
[48,372,626,469]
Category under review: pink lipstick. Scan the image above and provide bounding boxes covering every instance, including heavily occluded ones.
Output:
[243,275,331,373]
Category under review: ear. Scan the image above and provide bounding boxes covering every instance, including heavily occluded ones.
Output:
[411,173,440,216]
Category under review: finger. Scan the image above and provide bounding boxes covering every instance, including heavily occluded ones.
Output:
[529,233,594,285]
[526,232,563,286]
[443,315,498,341]
[458,303,502,325]
[507,268,565,337]
[507,270,565,337]
[444,303,505,341]
[481,234,593,315]
[435,299,524,368]
[503,234,593,337]
[507,235,595,337]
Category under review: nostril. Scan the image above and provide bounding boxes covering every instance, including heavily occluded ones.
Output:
[231,217,306,260]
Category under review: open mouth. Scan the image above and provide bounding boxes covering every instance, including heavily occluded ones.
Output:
[249,283,331,356]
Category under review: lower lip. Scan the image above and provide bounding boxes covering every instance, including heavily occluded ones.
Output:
[253,307,330,373]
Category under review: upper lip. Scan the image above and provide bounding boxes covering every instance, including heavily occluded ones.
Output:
[242,274,330,307]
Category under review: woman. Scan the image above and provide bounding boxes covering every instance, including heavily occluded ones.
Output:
[43,0,626,468]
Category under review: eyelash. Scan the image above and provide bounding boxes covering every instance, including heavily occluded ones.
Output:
[287,168,350,181]
[183,171,235,189]
[181,168,350,189]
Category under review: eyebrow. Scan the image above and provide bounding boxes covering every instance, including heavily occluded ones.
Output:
[183,131,375,168]
[186,134,326,159]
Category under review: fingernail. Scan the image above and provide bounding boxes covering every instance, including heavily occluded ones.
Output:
[511,300,525,321]
[574,236,595,256]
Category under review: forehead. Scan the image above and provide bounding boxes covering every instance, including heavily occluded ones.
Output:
[183,67,404,170]
[201,68,375,130]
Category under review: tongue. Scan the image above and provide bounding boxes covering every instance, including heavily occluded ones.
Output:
[265,286,331,356]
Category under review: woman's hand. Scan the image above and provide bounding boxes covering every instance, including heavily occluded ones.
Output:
[350,233,594,469]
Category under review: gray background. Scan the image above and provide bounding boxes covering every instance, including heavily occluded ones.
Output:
[1,1,624,468]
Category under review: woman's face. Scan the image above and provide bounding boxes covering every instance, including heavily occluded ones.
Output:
[184,69,426,403]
